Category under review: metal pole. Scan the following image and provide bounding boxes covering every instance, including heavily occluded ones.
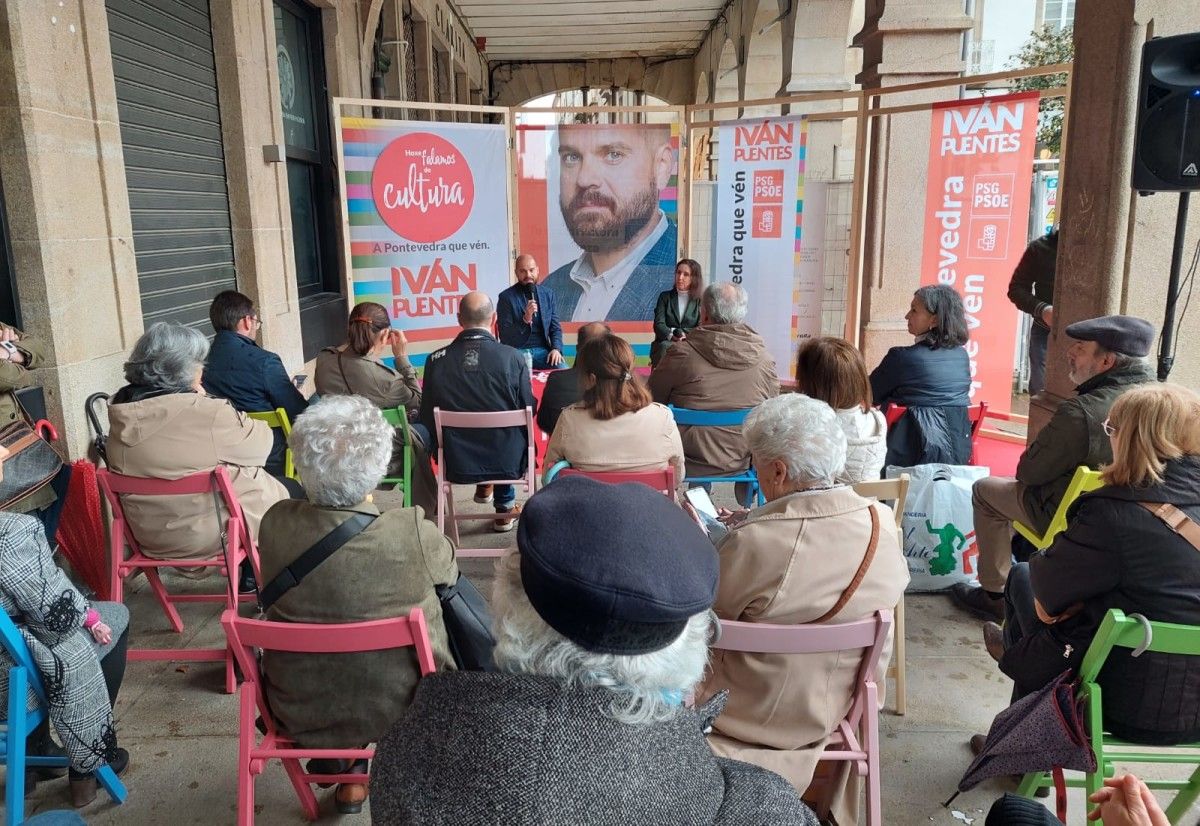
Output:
[1158,191,1190,382]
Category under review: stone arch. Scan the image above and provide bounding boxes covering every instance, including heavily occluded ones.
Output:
[743,1,784,116]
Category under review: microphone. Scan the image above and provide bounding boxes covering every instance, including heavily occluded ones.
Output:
[524,282,536,301]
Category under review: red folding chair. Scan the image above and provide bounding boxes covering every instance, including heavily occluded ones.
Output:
[542,460,676,498]
[882,402,989,465]
[433,406,537,558]
[221,608,437,824]
[713,610,893,826]
[97,466,259,694]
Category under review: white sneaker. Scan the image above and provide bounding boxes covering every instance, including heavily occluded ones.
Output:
[474,485,494,504]
[492,507,519,532]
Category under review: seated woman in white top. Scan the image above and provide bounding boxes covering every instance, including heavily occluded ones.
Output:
[794,337,887,483]
[545,333,685,488]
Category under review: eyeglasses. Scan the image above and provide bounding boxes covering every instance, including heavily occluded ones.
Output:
[1102,419,1118,437]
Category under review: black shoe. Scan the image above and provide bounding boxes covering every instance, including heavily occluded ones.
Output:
[238,560,258,595]
[983,621,1006,663]
[950,582,1005,621]
[27,724,68,779]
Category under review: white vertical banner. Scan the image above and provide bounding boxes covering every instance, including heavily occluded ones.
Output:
[714,116,809,376]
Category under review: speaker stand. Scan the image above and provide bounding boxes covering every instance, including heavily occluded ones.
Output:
[1158,191,1190,382]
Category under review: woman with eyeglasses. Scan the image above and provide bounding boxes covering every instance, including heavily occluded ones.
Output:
[986,383,1200,745]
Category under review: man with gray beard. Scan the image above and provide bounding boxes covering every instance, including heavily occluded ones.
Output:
[542,124,678,322]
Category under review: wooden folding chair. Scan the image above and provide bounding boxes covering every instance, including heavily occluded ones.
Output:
[221,608,437,824]
[247,408,298,481]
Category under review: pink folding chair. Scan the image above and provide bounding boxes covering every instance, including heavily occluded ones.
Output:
[713,610,893,826]
[97,466,259,694]
[543,460,676,498]
[433,406,537,558]
[221,607,437,824]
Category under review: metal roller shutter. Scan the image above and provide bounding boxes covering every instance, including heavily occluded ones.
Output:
[106,0,236,333]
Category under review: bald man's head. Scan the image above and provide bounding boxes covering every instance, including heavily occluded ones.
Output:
[576,321,611,349]
[514,254,539,286]
[458,291,495,330]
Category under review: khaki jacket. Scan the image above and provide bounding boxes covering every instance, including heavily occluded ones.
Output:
[0,331,55,513]
[259,499,458,748]
[314,346,421,413]
[544,402,685,488]
[106,393,288,559]
[648,324,778,476]
[697,487,908,824]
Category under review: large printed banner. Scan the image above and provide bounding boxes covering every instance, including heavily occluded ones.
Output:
[920,92,1038,410]
[341,118,511,368]
[714,116,810,376]
[516,123,681,359]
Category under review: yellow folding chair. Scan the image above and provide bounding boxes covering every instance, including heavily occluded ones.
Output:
[1013,466,1104,550]
[247,408,297,481]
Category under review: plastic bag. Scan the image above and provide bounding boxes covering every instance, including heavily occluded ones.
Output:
[887,463,989,592]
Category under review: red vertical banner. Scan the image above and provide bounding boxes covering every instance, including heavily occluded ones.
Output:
[920,92,1039,413]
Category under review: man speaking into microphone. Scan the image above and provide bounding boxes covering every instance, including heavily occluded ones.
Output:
[497,253,565,369]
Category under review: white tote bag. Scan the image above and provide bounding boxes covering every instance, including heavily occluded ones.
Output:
[886,463,990,592]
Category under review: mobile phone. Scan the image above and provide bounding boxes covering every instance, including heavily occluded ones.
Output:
[292,374,307,389]
[684,487,719,519]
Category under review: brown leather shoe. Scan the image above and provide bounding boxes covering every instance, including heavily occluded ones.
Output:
[70,777,98,808]
[335,783,368,814]
[950,582,1005,621]
[983,621,1005,662]
[969,733,988,756]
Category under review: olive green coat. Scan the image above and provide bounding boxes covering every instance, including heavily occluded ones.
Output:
[0,332,55,513]
[259,499,458,748]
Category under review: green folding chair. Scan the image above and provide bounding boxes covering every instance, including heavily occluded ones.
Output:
[381,407,413,507]
[1013,465,1105,550]
[1017,609,1200,821]
[247,408,298,481]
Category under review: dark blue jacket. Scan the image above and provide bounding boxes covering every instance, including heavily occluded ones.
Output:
[541,220,678,322]
[496,283,563,353]
[869,341,971,468]
[202,330,307,475]
[418,330,536,484]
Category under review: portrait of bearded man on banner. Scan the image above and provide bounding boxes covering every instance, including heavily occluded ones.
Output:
[542,123,679,322]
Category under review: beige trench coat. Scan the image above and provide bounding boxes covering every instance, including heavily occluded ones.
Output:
[696,486,909,824]
[106,393,289,560]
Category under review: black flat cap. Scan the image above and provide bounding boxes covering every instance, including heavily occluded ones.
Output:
[516,475,718,655]
[1065,314,1155,357]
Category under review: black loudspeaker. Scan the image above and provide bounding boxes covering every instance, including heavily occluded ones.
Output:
[1132,32,1200,192]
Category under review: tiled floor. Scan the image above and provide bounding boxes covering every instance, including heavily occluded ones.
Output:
[12,483,1199,824]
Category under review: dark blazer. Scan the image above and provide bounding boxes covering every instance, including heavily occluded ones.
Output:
[535,368,582,435]
[869,341,971,468]
[496,282,563,353]
[651,289,701,366]
[203,330,308,475]
[1021,456,1200,744]
[542,220,678,322]
[370,672,819,825]
[418,329,536,484]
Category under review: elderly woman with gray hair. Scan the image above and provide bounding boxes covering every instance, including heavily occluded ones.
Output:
[370,475,818,825]
[106,322,294,569]
[696,394,909,825]
[257,394,458,815]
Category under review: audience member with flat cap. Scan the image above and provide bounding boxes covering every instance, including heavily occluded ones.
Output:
[697,394,908,825]
[370,476,818,825]
[535,320,610,435]
[951,314,1155,621]
[202,290,307,478]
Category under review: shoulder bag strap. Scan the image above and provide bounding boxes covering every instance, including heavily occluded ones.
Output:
[1139,501,1200,552]
[336,351,357,395]
[259,512,377,611]
[813,503,881,624]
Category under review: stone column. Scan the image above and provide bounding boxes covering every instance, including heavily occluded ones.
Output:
[210,3,305,373]
[0,2,141,457]
[854,0,973,367]
[1033,0,1200,433]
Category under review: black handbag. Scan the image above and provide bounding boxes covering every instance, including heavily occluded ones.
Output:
[0,405,64,510]
[436,574,496,671]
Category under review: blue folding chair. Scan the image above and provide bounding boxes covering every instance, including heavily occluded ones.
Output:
[0,613,127,823]
[667,405,764,506]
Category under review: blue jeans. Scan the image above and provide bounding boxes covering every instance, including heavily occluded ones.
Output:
[493,484,516,511]
[1028,322,1049,395]
[521,347,554,370]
